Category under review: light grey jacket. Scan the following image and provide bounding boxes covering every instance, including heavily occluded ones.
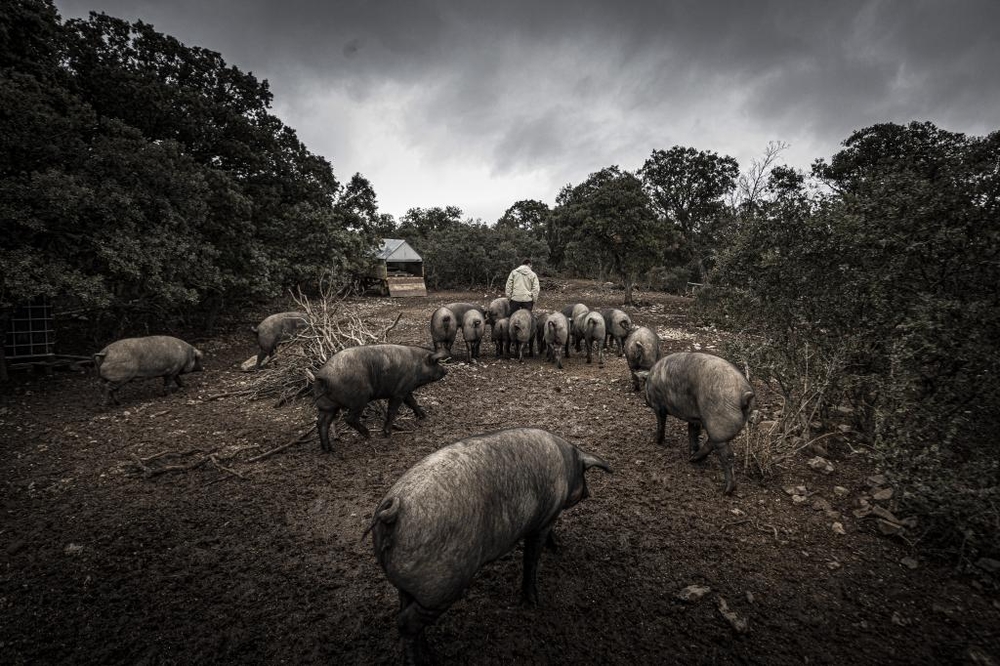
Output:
[505,264,540,303]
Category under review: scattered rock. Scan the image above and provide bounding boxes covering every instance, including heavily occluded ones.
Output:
[792,494,808,505]
[807,441,828,457]
[717,597,750,634]
[900,557,919,570]
[877,519,904,536]
[834,486,850,498]
[811,497,832,512]
[891,611,911,627]
[852,506,872,519]
[240,355,260,372]
[827,560,842,570]
[870,505,901,523]
[784,485,808,497]
[872,487,894,501]
[807,456,834,475]
[837,424,852,434]
[832,522,846,535]
[966,646,997,666]
[745,591,754,604]
[866,474,887,487]
[64,543,83,555]
[677,584,712,603]
[975,558,1000,574]
[730,508,746,517]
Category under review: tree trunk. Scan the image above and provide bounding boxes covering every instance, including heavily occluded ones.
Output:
[623,278,634,305]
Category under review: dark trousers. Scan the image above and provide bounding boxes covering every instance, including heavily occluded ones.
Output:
[509,300,534,314]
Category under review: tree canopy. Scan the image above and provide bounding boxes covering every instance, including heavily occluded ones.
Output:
[1,0,375,329]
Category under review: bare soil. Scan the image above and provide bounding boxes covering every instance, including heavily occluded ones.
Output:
[2,281,998,665]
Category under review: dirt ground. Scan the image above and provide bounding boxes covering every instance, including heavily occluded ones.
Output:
[2,282,998,665]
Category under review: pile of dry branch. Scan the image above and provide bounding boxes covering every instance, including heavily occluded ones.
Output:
[241,285,402,406]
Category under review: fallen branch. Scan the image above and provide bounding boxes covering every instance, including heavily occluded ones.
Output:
[383,312,403,338]
[210,454,246,480]
[719,518,751,532]
[128,448,215,478]
[202,391,248,402]
[248,424,317,462]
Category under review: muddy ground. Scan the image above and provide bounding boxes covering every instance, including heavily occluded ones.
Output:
[1,282,998,665]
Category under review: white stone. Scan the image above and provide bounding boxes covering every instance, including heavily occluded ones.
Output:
[677,584,712,603]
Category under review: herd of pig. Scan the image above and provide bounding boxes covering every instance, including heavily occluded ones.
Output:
[90,299,755,664]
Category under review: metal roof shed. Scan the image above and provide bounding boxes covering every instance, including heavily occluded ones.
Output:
[372,239,427,297]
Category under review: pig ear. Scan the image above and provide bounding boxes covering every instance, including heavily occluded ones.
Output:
[580,451,612,474]
[430,350,450,364]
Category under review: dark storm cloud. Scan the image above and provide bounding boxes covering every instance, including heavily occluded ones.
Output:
[53,0,1000,220]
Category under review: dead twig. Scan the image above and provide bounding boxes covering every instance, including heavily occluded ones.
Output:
[248,424,317,462]
[203,391,248,402]
[128,448,215,478]
[719,518,751,532]
[210,454,246,480]
[383,312,403,338]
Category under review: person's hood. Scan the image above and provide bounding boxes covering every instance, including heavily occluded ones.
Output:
[514,265,534,275]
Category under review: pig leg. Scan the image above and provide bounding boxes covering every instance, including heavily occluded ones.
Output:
[654,407,667,445]
[344,405,371,439]
[688,423,705,459]
[173,374,185,389]
[255,350,268,369]
[715,440,737,495]
[545,530,561,552]
[397,590,441,666]
[317,408,340,451]
[161,375,177,395]
[403,393,427,420]
[382,396,404,437]
[521,525,552,605]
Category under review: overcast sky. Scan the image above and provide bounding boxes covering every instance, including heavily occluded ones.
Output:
[53,0,1000,224]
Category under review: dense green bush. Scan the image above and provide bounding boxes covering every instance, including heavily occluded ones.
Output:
[705,122,1000,556]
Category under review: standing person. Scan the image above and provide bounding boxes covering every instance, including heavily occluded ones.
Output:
[505,258,540,314]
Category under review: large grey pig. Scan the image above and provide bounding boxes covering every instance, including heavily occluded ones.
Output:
[508,309,536,362]
[461,309,484,361]
[572,311,606,366]
[305,344,448,451]
[443,302,484,336]
[600,308,633,357]
[644,352,755,495]
[429,307,458,354]
[533,311,551,356]
[624,326,662,390]
[252,311,309,369]
[563,303,589,353]
[493,317,510,358]
[560,303,588,320]
[365,427,612,665]
[543,312,569,369]
[485,297,510,331]
[94,335,204,406]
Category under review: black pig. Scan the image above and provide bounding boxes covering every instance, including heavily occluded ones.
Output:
[366,427,611,664]
[306,344,448,451]
[644,352,755,494]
